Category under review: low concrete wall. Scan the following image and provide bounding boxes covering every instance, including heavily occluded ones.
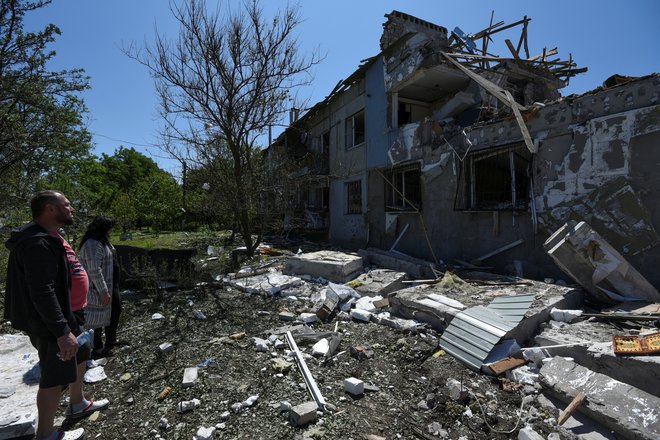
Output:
[115,245,196,284]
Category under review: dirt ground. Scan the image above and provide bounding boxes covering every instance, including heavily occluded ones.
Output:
[30,279,573,440]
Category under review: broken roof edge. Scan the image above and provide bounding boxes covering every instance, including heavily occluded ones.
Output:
[463,72,660,133]
[270,32,418,148]
[383,10,449,36]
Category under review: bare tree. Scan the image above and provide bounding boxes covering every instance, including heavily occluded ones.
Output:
[125,0,319,257]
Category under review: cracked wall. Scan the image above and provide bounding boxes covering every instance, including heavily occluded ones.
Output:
[372,75,660,287]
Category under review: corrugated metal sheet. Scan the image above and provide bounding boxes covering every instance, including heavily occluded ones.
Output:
[439,294,534,371]
[486,293,535,323]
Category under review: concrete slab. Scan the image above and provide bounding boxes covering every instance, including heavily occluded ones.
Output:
[226,272,302,296]
[358,248,436,279]
[390,284,464,330]
[534,319,660,397]
[536,394,616,440]
[350,269,408,297]
[390,273,583,344]
[283,251,363,283]
[539,357,660,440]
[544,221,660,303]
[0,334,38,439]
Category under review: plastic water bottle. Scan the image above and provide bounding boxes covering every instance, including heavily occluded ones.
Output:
[76,329,94,346]
[57,329,94,360]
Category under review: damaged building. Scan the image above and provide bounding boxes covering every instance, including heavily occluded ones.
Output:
[271,10,660,292]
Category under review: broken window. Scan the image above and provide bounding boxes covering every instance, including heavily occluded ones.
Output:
[385,164,422,211]
[308,186,329,211]
[455,143,531,211]
[346,180,362,214]
[345,110,365,149]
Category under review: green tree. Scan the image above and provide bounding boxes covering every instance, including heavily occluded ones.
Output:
[125,0,319,256]
[0,0,91,213]
[100,147,182,230]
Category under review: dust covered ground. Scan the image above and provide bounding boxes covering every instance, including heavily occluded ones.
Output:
[45,282,568,440]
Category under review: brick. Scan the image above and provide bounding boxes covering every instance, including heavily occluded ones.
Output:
[344,377,364,395]
[288,401,318,426]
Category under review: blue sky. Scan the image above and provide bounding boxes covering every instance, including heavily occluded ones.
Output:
[28,0,660,177]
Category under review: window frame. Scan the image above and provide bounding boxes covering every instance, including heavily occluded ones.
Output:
[454,143,531,211]
[384,164,422,212]
[345,110,365,150]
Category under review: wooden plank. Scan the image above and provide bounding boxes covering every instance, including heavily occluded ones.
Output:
[527,47,558,61]
[472,238,525,263]
[486,353,526,375]
[505,39,520,59]
[557,391,587,426]
[471,17,529,40]
[440,52,524,111]
[505,90,536,153]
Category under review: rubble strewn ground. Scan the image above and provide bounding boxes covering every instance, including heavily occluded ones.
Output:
[2,242,660,440]
[0,283,548,439]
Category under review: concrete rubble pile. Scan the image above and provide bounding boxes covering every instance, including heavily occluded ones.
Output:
[218,247,660,439]
[2,242,658,438]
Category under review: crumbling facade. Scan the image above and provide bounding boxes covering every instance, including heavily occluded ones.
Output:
[272,11,660,289]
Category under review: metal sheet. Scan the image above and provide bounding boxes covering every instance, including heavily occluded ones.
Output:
[439,294,533,371]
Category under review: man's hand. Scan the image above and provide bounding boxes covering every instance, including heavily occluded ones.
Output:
[101,292,111,306]
[57,332,79,361]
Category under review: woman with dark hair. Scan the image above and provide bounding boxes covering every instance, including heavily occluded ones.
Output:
[79,216,123,357]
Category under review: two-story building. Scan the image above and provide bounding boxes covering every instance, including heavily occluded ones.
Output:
[271,11,660,288]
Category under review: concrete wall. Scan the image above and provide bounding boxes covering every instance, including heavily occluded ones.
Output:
[365,57,391,169]
[325,78,368,247]
[366,75,660,287]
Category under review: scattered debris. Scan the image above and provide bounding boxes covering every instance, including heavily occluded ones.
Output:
[177,398,201,414]
[182,367,198,388]
[612,332,660,355]
[284,250,363,283]
[285,331,326,411]
[544,221,660,304]
[288,401,318,426]
[557,391,586,426]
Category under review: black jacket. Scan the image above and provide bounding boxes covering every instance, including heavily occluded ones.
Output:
[4,223,76,339]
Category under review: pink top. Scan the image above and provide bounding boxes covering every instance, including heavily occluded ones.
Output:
[50,232,89,311]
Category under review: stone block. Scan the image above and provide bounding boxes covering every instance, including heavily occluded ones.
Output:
[544,221,660,303]
[534,319,660,397]
[226,272,302,296]
[182,367,198,388]
[284,251,363,283]
[159,342,173,353]
[540,357,660,440]
[352,269,408,297]
[288,401,318,426]
[278,311,296,321]
[344,377,364,395]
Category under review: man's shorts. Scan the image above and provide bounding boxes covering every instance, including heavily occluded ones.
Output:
[29,310,92,388]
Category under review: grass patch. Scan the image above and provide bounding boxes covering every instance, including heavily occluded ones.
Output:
[114,230,231,251]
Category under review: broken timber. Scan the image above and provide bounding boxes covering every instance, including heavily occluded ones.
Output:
[471,238,524,264]
[285,331,327,411]
[358,248,438,279]
[440,52,536,153]
[557,391,587,426]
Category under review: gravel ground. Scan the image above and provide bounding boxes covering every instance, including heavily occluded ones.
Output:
[41,281,571,440]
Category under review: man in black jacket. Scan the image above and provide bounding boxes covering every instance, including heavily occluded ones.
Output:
[5,191,108,440]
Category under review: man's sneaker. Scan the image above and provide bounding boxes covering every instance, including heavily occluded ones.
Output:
[65,398,109,420]
[47,428,85,440]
